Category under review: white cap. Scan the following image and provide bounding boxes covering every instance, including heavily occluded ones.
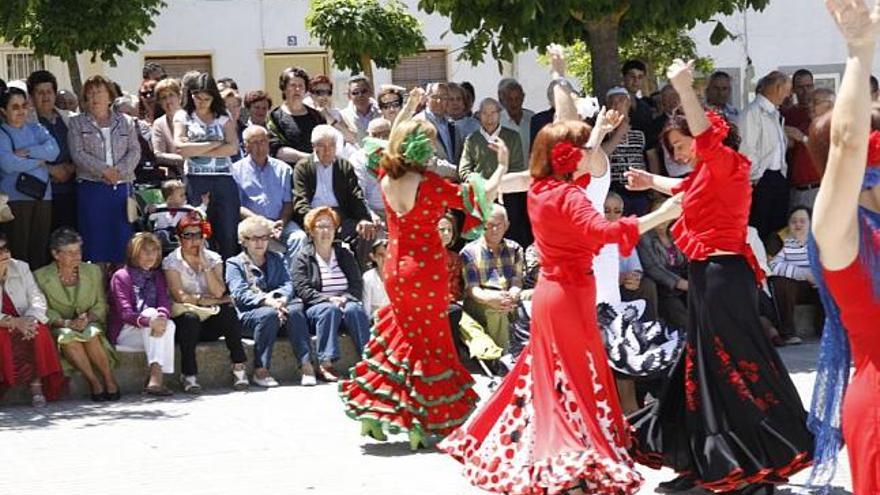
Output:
[605,86,629,99]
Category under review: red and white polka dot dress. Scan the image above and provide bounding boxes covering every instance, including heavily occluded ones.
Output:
[439,176,644,495]
[339,171,488,437]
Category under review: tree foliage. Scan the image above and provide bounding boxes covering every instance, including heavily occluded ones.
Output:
[0,0,165,93]
[420,0,768,98]
[306,0,426,83]
[559,29,714,95]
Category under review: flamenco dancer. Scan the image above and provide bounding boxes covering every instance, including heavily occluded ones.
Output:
[624,57,813,493]
[338,87,509,450]
[805,1,880,492]
[440,46,684,495]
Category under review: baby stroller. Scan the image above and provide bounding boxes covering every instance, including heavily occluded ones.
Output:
[132,184,202,257]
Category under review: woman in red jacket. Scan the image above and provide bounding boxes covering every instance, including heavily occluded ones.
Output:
[624,58,813,494]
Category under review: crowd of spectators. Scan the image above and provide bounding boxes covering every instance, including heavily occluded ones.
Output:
[0,56,838,406]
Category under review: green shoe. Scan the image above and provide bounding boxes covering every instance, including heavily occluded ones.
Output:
[408,428,429,451]
[361,419,387,441]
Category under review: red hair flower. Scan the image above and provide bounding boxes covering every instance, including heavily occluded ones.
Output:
[868,131,880,168]
[550,141,582,176]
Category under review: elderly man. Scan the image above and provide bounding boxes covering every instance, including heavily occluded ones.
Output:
[231,125,308,258]
[292,125,376,263]
[459,98,530,247]
[705,71,740,124]
[416,82,462,164]
[339,75,380,142]
[782,69,823,209]
[498,78,534,160]
[461,204,524,353]
[741,71,792,241]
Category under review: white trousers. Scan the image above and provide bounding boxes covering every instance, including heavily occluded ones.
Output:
[117,310,176,373]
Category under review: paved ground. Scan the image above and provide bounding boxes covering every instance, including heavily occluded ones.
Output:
[0,343,852,495]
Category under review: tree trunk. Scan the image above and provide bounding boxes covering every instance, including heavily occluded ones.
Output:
[584,12,623,104]
[66,56,83,98]
[359,53,374,87]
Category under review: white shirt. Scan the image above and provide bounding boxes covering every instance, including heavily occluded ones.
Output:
[361,268,389,316]
[584,160,620,306]
[479,125,501,143]
[740,94,788,181]
[162,247,223,296]
[100,127,113,166]
[315,250,348,297]
[500,108,535,161]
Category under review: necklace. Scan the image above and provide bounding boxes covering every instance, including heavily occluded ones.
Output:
[59,266,79,286]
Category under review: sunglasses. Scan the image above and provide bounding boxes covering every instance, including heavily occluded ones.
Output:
[180,232,204,240]
[350,89,370,97]
[379,100,402,110]
[312,89,332,97]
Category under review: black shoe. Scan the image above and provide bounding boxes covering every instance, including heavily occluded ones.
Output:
[90,392,106,402]
[656,475,696,493]
[103,390,121,401]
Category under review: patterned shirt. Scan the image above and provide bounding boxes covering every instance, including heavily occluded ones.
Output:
[609,129,646,185]
[460,237,524,292]
[316,250,348,297]
[770,237,810,281]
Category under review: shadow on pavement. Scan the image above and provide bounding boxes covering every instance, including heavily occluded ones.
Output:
[360,441,440,457]
[776,342,820,375]
[0,395,191,431]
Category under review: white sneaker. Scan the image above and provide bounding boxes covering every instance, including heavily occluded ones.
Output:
[784,336,803,345]
[181,375,201,394]
[232,369,249,391]
[253,375,279,388]
[301,373,317,387]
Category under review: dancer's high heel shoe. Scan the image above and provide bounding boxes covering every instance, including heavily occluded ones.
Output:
[408,428,429,451]
[360,419,387,441]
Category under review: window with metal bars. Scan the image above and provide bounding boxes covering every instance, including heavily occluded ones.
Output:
[391,49,447,90]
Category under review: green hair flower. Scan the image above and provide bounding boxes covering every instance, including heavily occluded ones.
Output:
[401,129,434,165]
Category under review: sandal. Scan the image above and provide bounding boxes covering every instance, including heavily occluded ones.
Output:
[30,383,46,408]
[318,363,339,382]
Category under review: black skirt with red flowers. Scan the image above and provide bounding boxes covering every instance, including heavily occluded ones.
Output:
[628,255,814,492]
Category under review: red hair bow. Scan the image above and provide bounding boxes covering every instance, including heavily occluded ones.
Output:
[868,131,880,168]
[550,141,582,176]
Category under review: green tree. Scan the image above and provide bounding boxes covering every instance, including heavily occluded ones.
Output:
[559,29,714,95]
[306,0,426,85]
[0,0,166,95]
[420,0,767,100]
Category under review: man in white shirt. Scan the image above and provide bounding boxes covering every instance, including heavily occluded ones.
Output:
[339,75,380,142]
[498,78,535,161]
[739,71,792,241]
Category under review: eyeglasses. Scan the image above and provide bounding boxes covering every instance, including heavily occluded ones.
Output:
[312,89,332,97]
[245,235,270,242]
[180,232,204,240]
[350,89,370,97]
[379,100,402,110]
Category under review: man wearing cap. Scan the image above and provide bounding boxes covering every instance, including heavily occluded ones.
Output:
[603,86,655,216]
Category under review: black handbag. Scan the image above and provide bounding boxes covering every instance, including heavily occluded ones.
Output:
[15,172,48,200]
[0,126,48,199]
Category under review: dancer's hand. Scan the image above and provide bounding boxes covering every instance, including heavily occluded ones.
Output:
[625,167,655,191]
[487,138,509,173]
[593,107,624,137]
[827,0,880,46]
[547,44,566,78]
[667,59,695,92]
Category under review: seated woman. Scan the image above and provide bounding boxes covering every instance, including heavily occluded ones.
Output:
[226,216,312,387]
[769,206,822,345]
[108,233,176,396]
[0,233,65,406]
[636,200,689,331]
[292,206,370,382]
[163,212,248,393]
[34,228,119,401]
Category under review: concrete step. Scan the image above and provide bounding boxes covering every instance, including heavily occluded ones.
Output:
[2,335,361,406]
[793,304,822,339]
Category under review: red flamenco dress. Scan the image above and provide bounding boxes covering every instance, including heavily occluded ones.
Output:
[339,170,490,438]
[0,293,66,401]
[440,174,644,495]
[628,113,813,491]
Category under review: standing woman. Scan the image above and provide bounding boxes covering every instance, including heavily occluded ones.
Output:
[0,86,59,269]
[68,75,140,265]
[441,47,680,495]
[28,70,77,233]
[173,73,240,259]
[339,87,507,450]
[151,78,185,177]
[624,58,813,493]
[804,1,880,492]
[267,67,326,166]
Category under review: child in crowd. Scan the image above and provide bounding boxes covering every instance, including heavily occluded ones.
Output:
[361,239,389,318]
[148,180,209,250]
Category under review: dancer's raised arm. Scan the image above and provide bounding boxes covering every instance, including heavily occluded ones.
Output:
[813,0,880,270]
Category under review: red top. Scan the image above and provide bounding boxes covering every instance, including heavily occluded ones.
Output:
[671,112,764,283]
[781,106,821,187]
[529,176,639,284]
[825,258,880,365]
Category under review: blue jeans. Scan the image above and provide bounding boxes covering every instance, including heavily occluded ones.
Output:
[240,302,310,369]
[185,175,241,259]
[305,301,371,362]
[281,221,309,271]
